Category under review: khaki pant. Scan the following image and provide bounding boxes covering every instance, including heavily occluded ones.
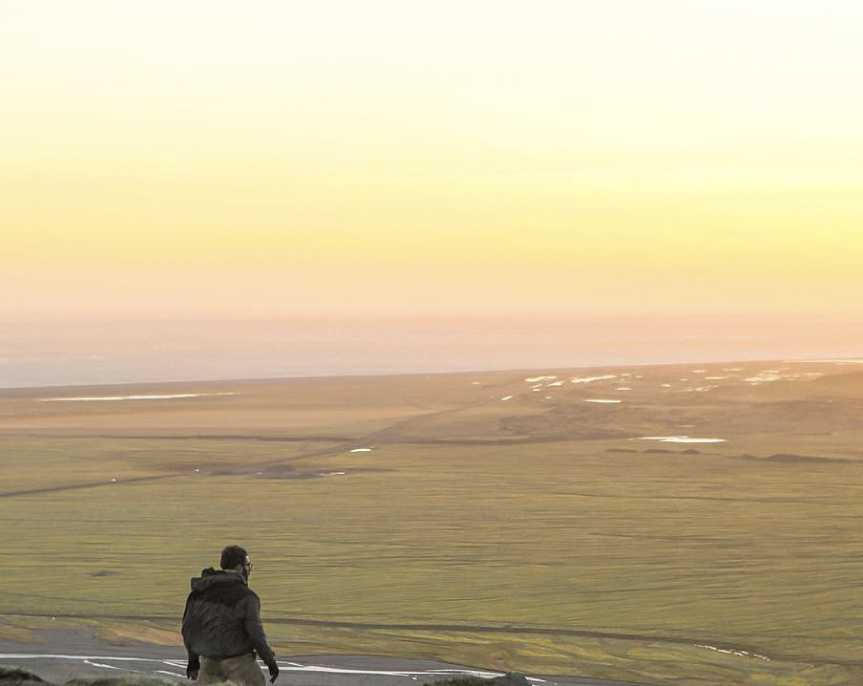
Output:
[198,653,266,686]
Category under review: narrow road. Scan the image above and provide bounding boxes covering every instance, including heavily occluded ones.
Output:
[0,630,646,686]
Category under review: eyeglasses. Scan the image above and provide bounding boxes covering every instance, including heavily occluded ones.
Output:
[244,560,254,570]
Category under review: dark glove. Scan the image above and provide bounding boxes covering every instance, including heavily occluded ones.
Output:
[186,656,200,680]
[267,661,279,683]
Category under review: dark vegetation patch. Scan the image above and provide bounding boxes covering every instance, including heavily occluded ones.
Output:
[497,407,637,441]
[423,674,530,686]
[0,666,47,685]
[88,570,119,577]
[765,453,847,464]
[378,436,605,445]
[0,666,527,686]
[737,453,848,464]
[0,673,217,686]
[643,448,674,454]
[605,448,638,453]
[424,679,488,686]
[248,466,394,480]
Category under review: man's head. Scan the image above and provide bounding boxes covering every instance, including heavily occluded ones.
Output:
[220,544,253,582]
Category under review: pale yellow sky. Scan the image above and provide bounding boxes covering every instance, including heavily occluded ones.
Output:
[4,0,863,319]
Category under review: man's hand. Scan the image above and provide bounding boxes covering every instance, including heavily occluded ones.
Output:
[186,657,200,681]
[267,661,279,683]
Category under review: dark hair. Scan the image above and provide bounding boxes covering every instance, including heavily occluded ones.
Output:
[220,545,248,570]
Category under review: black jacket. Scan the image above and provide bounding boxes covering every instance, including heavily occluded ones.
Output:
[182,568,276,667]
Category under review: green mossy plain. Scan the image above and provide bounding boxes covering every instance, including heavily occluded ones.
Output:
[2,363,863,685]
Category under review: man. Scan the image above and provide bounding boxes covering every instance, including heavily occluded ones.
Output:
[182,545,279,685]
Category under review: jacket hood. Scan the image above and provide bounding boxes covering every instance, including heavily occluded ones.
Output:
[190,567,247,592]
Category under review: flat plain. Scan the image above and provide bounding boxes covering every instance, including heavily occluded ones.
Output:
[2,360,863,685]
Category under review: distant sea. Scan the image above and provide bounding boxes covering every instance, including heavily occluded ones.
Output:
[1,316,860,389]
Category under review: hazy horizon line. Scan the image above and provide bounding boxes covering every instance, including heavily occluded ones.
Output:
[3,354,859,393]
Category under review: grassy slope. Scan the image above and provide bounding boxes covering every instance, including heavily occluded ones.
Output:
[2,362,863,685]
